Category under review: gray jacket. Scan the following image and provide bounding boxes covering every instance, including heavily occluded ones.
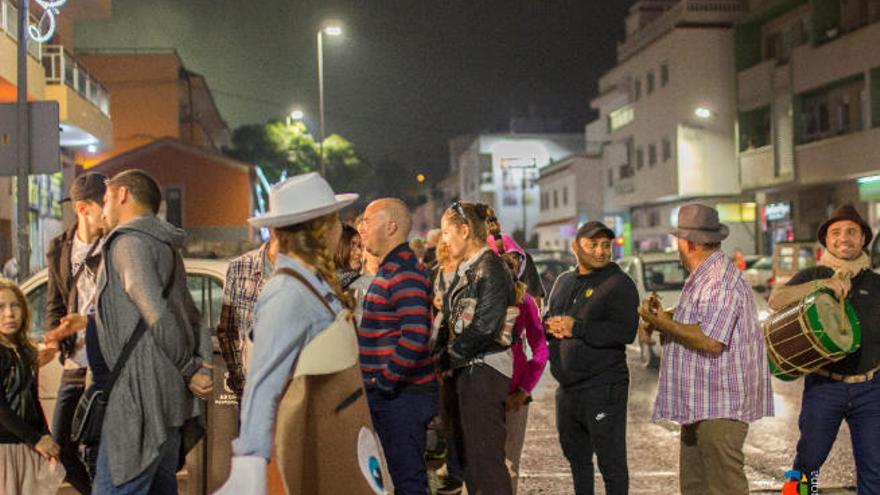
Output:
[95,214,210,485]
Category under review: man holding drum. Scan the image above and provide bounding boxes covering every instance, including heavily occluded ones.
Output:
[639,204,773,495]
[769,204,880,493]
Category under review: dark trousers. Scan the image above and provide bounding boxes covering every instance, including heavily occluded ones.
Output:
[794,373,880,494]
[555,380,629,495]
[450,364,512,495]
[52,368,94,494]
[368,390,438,495]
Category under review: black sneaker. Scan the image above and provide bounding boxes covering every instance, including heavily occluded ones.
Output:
[436,477,463,495]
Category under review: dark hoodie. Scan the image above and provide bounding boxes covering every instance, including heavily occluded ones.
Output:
[546,262,639,389]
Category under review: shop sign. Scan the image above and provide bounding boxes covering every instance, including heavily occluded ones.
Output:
[765,201,791,222]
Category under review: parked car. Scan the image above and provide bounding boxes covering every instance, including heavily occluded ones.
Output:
[22,258,236,494]
[772,241,822,287]
[744,256,773,294]
[618,252,772,368]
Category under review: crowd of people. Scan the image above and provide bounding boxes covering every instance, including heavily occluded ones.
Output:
[0,169,876,495]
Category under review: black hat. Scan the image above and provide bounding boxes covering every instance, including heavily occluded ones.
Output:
[817,204,873,249]
[576,221,615,240]
[61,172,107,204]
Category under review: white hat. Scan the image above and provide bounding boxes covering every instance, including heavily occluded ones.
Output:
[248,172,358,228]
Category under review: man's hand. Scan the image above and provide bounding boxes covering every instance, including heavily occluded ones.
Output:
[821,272,852,300]
[225,368,245,398]
[638,319,655,345]
[547,316,575,339]
[37,342,59,367]
[34,435,60,460]
[189,365,214,399]
[44,313,88,344]
[505,390,529,412]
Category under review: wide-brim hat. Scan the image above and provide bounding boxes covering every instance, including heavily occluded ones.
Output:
[669,203,729,244]
[817,204,873,248]
[248,172,358,228]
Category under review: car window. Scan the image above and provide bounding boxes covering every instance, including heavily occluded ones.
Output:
[187,274,224,332]
[643,260,689,291]
[26,282,49,341]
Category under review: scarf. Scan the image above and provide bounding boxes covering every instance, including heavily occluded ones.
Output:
[819,250,871,279]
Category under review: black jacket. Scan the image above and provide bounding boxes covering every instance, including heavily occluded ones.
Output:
[546,262,639,389]
[440,249,516,369]
[0,346,48,445]
[45,225,100,363]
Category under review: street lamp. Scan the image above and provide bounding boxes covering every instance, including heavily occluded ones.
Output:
[694,107,713,119]
[317,22,342,177]
[286,109,304,126]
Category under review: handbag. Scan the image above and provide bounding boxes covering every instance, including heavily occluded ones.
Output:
[71,246,179,444]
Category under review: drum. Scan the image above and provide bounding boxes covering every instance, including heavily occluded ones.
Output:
[764,289,861,381]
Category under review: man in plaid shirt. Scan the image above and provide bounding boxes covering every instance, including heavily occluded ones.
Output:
[639,204,773,495]
[217,239,278,397]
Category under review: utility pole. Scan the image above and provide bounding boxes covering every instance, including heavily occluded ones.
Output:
[15,0,31,279]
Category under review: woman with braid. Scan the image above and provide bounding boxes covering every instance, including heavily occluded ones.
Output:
[215,173,391,495]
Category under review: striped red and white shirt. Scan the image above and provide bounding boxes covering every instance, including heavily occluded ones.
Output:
[653,251,773,425]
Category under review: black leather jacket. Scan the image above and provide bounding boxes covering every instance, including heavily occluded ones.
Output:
[0,346,48,445]
[439,249,516,369]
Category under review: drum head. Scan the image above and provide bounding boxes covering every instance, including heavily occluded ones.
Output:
[805,291,861,354]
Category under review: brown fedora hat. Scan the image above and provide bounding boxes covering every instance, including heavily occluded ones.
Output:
[669,203,730,244]
[817,204,873,249]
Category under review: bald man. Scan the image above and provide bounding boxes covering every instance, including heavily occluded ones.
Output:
[358,198,438,494]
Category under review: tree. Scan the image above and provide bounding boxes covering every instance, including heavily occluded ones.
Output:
[224,120,370,212]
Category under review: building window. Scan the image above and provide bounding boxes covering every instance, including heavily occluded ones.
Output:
[620,164,635,179]
[647,71,655,94]
[553,190,558,209]
[633,79,641,101]
[648,210,660,227]
[563,186,568,206]
[636,148,644,170]
[662,137,671,162]
[660,63,669,87]
[608,168,613,187]
[648,144,657,166]
[164,187,183,227]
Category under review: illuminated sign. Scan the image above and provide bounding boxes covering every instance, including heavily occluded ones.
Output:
[29,0,69,44]
[764,201,791,222]
[608,105,634,132]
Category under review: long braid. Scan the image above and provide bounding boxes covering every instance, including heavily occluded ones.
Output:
[274,214,355,310]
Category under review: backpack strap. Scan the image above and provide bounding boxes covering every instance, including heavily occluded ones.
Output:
[275,267,335,316]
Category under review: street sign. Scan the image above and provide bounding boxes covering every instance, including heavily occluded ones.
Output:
[0,102,61,176]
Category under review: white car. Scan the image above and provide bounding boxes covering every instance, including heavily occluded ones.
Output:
[22,258,232,493]
[617,252,772,368]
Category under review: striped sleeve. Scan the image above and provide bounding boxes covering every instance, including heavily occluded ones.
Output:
[375,268,433,390]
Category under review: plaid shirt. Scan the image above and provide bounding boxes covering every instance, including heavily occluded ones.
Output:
[653,251,773,425]
[217,243,271,380]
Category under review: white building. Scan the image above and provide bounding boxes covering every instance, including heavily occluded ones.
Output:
[534,153,605,251]
[736,0,880,253]
[592,0,757,254]
[451,132,585,243]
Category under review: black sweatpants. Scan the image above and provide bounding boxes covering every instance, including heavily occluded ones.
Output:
[450,364,512,495]
[555,379,629,495]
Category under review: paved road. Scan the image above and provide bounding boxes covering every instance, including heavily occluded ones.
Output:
[515,346,857,494]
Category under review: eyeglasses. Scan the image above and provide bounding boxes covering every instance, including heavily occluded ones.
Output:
[450,201,467,222]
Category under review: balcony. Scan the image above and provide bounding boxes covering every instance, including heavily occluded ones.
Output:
[617,0,747,61]
[0,0,46,100]
[738,145,790,190]
[737,59,773,111]
[795,127,880,185]
[41,45,112,149]
[792,19,880,94]
[0,0,42,60]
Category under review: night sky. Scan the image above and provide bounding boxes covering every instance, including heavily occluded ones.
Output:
[74,0,635,180]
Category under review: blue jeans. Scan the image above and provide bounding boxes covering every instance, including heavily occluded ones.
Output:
[52,368,95,493]
[368,390,438,495]
[93,427,181,495]
[794,373,880,494]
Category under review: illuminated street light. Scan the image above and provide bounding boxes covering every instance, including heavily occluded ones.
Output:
[694,107,713,119]
[317,22,343,177]
[291,110,304,121]
[416,173,426,183]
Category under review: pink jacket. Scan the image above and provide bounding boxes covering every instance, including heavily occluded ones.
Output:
[510,293,549,395]
[487,233,527,278]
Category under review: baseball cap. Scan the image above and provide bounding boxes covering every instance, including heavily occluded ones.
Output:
[576,221,615,240]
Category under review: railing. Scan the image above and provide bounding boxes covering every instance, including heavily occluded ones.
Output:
[617,0,747,61]
[42,45,111,116]
[0,0,42,60]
